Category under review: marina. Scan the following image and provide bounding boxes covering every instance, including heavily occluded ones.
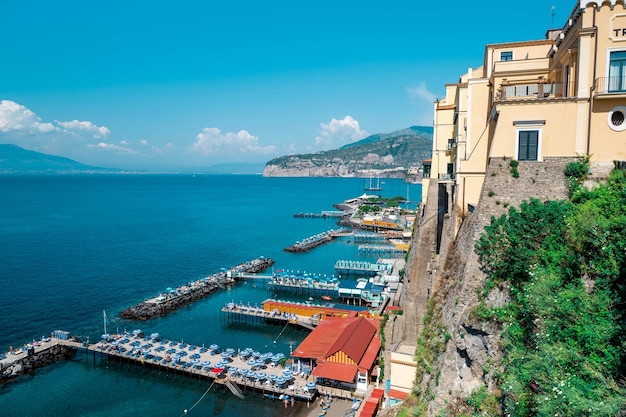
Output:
[0,176,422,417]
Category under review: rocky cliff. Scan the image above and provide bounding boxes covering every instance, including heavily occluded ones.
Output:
[402,157,576,416]
[263,126,432,177]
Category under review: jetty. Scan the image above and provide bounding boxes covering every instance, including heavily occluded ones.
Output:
[293,211,344,218]
[334,259,394,277]
[1,331,319,402]
[91,332,318,401]
[221,299,381,332]
[120,257,275,321]
[283,229,350,253]
[267,272,338,297]
[357,244,405,255]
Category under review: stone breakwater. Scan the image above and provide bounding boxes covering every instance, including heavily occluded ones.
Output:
[1,344,75,382]
[120,257,275,321]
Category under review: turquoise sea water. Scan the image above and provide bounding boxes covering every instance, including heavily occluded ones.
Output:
[0,175,421,417]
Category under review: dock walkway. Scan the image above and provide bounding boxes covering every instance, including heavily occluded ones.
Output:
[89,332,318,401]
[221,303,317,331]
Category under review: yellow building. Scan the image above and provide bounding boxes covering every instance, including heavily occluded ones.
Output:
[424,0,626,235]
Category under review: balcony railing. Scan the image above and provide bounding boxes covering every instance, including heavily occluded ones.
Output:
[497,82,573,100]
[595,77,626,95]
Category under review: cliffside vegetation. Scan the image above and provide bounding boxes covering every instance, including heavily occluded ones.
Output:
[402,159,626,417]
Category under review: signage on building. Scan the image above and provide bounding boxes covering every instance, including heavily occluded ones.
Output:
[610,14,626,41]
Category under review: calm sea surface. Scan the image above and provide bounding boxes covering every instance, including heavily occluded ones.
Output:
[0,174,421,417]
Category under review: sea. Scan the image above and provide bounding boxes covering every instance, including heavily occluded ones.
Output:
[0,174,421,417]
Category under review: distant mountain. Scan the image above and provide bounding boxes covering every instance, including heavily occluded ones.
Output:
[263,126,433,178]
[0,144,114,173]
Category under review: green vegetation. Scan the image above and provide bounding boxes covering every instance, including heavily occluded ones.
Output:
[474,163,626,416]
[509,159,519,178]
[398,159,625,417]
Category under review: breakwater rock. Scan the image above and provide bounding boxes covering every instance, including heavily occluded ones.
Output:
[120,257,275,321]
[1,344,75,382]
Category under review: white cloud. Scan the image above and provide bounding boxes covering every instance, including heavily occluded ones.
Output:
[56,120,110,138]
[190,127,275,156]
[86,141,136,154]
[140,139,148,146]
[407,82,437,102]
[314,116,368,150]
[0,100,110,140]
[0,100,60,134]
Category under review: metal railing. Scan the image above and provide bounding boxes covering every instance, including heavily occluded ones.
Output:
[497,82,573,100]
[595,77,626,94]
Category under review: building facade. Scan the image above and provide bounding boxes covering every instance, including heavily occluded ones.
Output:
[424,0,626,234]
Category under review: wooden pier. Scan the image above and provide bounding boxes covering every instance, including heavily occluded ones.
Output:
[85,332,317,401]
[221,303,317,331]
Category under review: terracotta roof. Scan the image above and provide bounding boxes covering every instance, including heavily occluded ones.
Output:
[388,389,409,400]
[293,317,379,364]
[311,362,357,383]
[326,318,377,364]
[357,334,381,373]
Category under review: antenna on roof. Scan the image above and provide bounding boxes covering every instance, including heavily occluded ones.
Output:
[551,5,555,27]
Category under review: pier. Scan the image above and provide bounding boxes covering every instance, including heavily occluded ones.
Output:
[267,273,338,297]
[89,332,318,402]
[2,330,319,402]
[120,257,275,321]
[357,244,405,255]
[293,211,344,218]
[334,260,394,277]
[351,232,387,244]
[221,302,318,331]
[283,229,349,253]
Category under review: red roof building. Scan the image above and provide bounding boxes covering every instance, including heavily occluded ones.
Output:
[292,316,381,391]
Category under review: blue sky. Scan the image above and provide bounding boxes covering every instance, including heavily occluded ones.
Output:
[1,0,574,170]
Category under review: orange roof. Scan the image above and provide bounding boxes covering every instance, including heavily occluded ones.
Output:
[388,389,409,400]
[312,362,357,383]
[326,318,377,364]
[293,317,379,363]
[294,317,381,383]
[370,389,385,400]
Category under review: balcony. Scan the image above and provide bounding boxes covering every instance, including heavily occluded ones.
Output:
[496,81,573,101]
[594,77,626,96]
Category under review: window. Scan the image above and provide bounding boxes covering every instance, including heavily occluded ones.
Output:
[608,106,626,132]
[500,51,513,61]
[446,163,454,176]
[517,130,539,161]
[608,50,626,92]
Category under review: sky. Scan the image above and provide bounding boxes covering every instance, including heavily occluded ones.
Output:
[0,0,576,170]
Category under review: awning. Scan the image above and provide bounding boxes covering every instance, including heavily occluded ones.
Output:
[312,362,357,383]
